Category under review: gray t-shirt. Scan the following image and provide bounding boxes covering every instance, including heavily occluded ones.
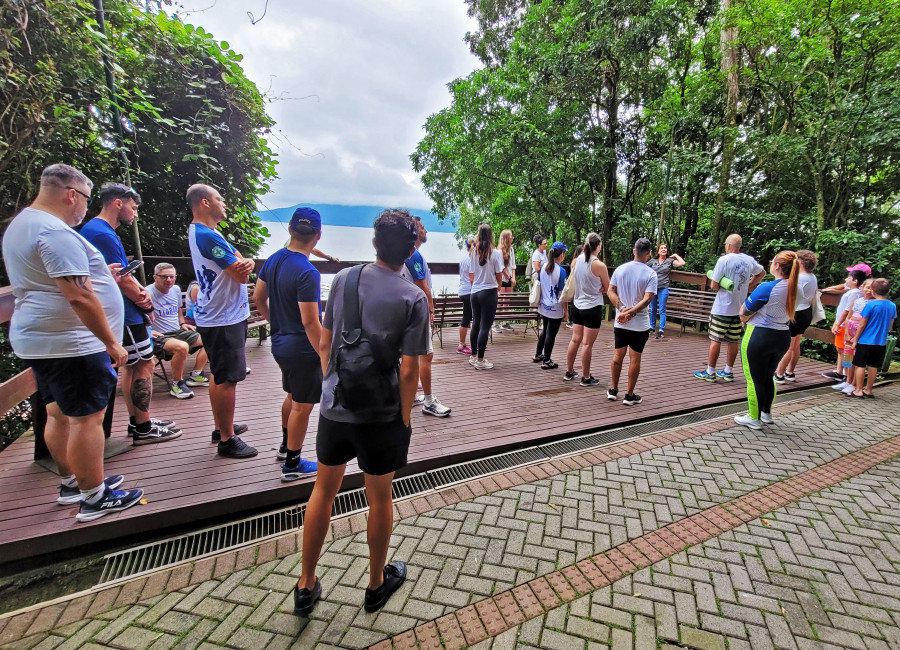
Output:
[610,260,658,331]
[321,264,430,423]
[710,253,765,316]
[646,257,676,289]
[795,272,818,311]
[2,207,124,359]
[146,283,182,333]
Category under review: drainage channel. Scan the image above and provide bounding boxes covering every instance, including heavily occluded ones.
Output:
[97,386,833,587]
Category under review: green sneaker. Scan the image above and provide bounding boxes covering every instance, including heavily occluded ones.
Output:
[185,373,210,387]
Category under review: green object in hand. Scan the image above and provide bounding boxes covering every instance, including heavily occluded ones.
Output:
[707,270,734,291]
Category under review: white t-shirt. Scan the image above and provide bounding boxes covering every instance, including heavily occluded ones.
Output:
[574,255,605,310]
[530,249,547,276]
[458,251,473,295]
[795,272,818,310]
[710,253,765,316]
[610,260,657,331]
[538,263,565,319]
[471,249,503,292]
[836,287,862,320]
[188,223,250,327]
[2,207,124,358]
[501,246,516,281]
[146,283,182,333]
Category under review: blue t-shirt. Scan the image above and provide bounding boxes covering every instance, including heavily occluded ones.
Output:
[859,299,897,346]
[79,217,145,326]
[187,223,250,327]
[404,250,427,281]
[258,248,321,357]
[744,279,790,330]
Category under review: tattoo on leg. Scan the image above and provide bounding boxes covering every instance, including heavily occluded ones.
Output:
[132,378,152,413]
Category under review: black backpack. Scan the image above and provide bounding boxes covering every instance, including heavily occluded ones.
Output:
[333,264,399,414]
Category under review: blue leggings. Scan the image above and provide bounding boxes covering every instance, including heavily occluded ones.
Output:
[650,286,669,330]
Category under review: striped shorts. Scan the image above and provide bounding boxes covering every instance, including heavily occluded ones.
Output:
[123,323,155,366]
[708,314,743,344]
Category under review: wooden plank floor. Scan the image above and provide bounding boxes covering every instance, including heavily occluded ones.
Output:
[0,325,834,564]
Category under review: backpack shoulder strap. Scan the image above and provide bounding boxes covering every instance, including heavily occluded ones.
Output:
[342,264,366,331]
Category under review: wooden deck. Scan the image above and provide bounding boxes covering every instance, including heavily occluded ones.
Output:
[0,326,834,565]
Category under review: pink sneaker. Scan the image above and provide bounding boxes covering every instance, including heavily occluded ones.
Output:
[457,345,472,355]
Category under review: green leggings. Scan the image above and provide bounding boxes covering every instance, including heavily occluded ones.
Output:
[741,325,791,419]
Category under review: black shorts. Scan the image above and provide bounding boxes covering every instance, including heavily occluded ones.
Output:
[570,304,604,329]
[500,280,513,288]
[123,323,154,366]
[275,354,323,404]
[197,321,248,384]
[789,307,813,337]
[852,343,886,369]
[613,327,650,353]
[27,352,118,417]
[317,415,412,476]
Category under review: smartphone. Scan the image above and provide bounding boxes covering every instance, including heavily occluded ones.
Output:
[116,259,144,277]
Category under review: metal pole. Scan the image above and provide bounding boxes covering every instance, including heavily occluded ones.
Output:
[93,0,147,284]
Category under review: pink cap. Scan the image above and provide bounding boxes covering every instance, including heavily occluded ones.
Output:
[846,263,871,276]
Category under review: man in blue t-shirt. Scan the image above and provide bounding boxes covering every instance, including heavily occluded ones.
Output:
[187,184,257,459]
[255,208,323,481]
[80,183,181,446]
[847,278,896,397]
[401,218,451,418]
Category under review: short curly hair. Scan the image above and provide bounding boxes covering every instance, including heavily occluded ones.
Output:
[796,249,817,273]
[373,209,419,266]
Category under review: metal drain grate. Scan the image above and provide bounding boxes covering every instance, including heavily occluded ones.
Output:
[332,487,369,517]
[428,447,547,488]
[393,473,434,500]
[99,505,303,586]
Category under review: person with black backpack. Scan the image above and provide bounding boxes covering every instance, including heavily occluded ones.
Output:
[293,209,429,617]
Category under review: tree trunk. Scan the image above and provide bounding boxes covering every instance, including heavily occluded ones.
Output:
[601,91,619,264]
[711,0,740,254]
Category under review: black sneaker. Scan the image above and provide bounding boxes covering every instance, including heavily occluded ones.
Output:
[821,371,845,381]
[623,393,642,405]
[655,330,664,339]
[580,376,600,387]
[210,423,249,443]
[364,561,407,613]
[563,371,577,381]
[606,387,618,401]
[784,372,796,382]
[277,444,288,461]
[150,417,175,428]
[76,486,143,522]
[293,578,322,616]
[217,435,258,459]
[774,374,786,384]
[131,423,182,446]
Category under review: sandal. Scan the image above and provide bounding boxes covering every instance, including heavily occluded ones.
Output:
[532,355,543,363]
[541,360,558,369]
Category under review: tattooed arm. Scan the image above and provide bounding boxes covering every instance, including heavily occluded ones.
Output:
[54,275,128,367]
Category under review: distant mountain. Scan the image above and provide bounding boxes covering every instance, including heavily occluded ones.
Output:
[255,203,457,234]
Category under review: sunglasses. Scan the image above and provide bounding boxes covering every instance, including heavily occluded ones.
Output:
[66,186,94,208]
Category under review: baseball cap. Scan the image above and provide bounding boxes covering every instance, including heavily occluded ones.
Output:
[846,263,871,276]
[551,241,568,252]
[290,207,321,233]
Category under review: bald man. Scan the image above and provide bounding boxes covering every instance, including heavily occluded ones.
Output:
[187,184,257,458]
[694,234,766,382]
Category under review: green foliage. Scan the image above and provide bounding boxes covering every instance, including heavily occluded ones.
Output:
[0,0,277,260]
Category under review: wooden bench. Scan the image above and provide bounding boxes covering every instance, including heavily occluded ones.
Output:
[431,292,541,348]
[665,287,717,334]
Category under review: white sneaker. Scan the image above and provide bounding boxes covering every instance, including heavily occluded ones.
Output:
[492,325,503,333]
[831,382,849,390]
[413,393,425,405]
[841,384,856,394]
[474,359,494,370]
[760,412,775,424]
[469,356,477,366]
[734,414,762,430]
[423,397,451,417]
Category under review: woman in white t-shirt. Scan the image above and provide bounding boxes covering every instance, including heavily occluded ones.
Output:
[495,229,516,333]
[457,235,476,355]
[564,233,610,386]
[533,243,568,369]
[469,223,504,369]
[530,235,548,277]
[775,250,818,383]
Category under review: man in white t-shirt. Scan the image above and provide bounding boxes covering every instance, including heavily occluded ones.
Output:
[694,234,765,382]
[606,238,657,405]
[1,164,143,522]
[146,262,210,399]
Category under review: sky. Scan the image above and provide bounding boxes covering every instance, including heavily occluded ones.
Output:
[172,0,479,212]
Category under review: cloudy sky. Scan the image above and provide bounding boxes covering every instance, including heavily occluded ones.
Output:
[173,0,478,211]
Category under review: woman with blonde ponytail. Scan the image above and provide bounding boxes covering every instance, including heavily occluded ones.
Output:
[735,251,800,430]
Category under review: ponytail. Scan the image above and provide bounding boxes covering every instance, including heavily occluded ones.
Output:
[545,245,565,275]
[773,251,800,318]
[584,232,601,263]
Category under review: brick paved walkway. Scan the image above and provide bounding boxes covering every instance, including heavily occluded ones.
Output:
[1,385,899,650]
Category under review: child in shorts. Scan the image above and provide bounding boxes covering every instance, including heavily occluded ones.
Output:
[838,278,873,394]
[847,278,896,398]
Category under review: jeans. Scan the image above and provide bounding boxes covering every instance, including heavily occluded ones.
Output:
[470,289,499,358]
[649,286,669,331]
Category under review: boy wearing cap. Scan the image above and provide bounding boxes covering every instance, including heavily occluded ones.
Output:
[254,208,323,480]
[606,238,657,405]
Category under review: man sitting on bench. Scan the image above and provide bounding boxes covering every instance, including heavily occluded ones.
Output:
[146,262,210,399]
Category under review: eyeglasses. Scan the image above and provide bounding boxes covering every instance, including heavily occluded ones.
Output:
[155,275,176,280]
[66,186,94,208]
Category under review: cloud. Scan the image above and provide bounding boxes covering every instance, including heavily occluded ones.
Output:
[174,0,478,210]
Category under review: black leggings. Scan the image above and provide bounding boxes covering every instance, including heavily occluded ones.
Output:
[470,289,499,358]
[460,293,473,328]
[741,325,791,419]
[536,316,563,360]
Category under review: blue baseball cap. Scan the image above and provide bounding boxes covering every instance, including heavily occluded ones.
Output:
[551,241,568,252]
[289,207,321,233]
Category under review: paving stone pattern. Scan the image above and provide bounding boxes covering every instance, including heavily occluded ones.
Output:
[1,388,898,650]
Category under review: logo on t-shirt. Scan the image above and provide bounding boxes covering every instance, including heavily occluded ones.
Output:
[211,246,227,259]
